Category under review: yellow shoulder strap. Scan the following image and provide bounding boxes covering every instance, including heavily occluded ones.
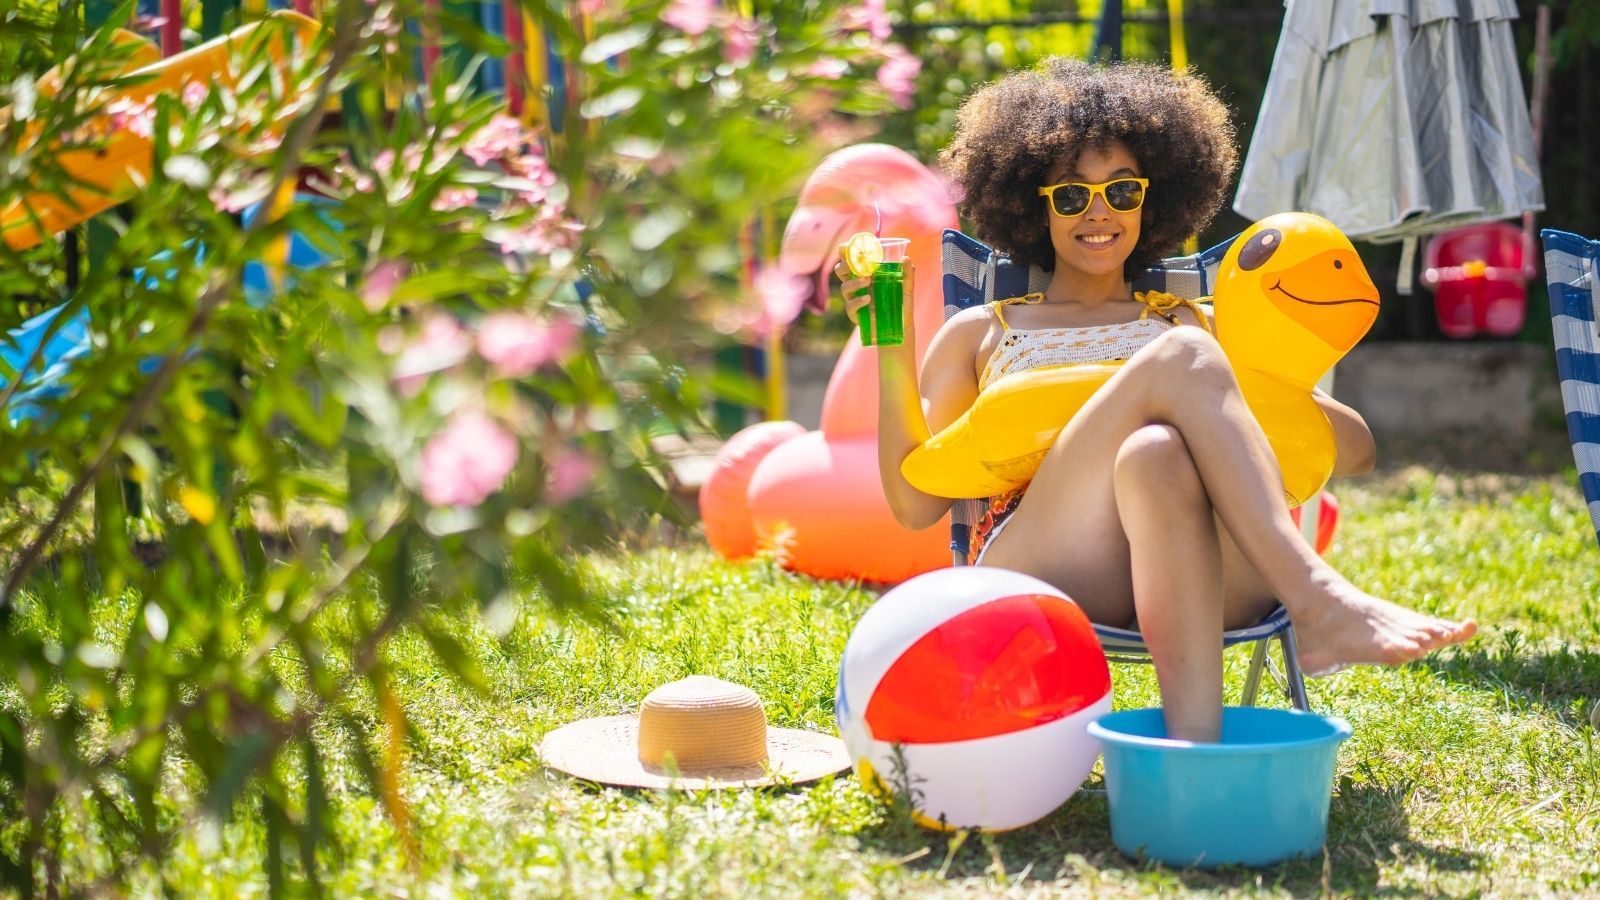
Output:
[991,292,1044,331]
[1136,290,1214,334]
[988,299,1010,331]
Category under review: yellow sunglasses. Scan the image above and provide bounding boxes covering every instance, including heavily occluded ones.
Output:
[1038,177,1150,218]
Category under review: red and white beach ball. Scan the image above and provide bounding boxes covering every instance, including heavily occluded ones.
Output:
[835,567,1112,831]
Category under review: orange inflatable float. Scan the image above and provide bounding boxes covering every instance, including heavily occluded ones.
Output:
[700,144,957,582]
[1,11,323,252]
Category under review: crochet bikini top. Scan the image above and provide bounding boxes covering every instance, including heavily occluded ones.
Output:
[977,291,1213,392]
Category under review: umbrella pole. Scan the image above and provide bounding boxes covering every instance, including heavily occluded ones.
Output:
[1523,5,1551,280]
[1168,0,1198,255]
[1093,0,1123,62]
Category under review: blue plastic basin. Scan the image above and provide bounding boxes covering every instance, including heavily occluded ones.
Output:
[1088,706,1351,868]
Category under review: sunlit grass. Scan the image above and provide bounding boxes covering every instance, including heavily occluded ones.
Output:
[45,461,1600,895]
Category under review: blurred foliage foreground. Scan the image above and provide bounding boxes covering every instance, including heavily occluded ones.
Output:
[0,0,914,892]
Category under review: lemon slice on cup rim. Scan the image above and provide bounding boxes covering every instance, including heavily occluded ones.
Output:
[843,232,884,278]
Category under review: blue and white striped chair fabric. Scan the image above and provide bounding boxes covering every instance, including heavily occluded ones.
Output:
[939,227,1309,709]
[1542,229,1600,546]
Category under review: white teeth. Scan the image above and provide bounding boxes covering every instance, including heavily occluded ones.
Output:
[1079,234,1116,246]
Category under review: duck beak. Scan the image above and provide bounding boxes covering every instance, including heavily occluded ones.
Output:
[1264,250,1380,353]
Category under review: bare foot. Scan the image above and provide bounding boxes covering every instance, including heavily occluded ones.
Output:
[1292,577,1477,676]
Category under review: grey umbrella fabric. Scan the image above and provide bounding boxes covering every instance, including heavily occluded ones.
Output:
[1235,0,1543,244]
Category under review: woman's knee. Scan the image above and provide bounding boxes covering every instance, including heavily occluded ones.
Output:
[1113,424,1204,502]
[1134,326,1235,391]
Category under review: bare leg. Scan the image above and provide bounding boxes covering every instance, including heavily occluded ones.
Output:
[980,328,1475,684]
[1113,425,1225,740]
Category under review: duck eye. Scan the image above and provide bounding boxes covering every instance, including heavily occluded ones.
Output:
[1237,228,1282,272]
[1333,259,1343,269]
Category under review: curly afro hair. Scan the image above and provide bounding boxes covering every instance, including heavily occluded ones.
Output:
[939,57,1238,277]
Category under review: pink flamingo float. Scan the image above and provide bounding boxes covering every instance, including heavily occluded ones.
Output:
[700,144,957,582]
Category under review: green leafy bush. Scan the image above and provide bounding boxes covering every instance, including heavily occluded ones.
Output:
[0,0,911,891]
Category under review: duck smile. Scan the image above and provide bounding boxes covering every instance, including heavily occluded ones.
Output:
[1270,280,1380,307]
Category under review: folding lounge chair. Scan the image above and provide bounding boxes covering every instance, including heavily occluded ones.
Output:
[940,228,1311,711]
[1540,228,1600,549]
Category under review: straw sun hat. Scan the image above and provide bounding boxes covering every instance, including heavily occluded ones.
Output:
[539,676,851,789]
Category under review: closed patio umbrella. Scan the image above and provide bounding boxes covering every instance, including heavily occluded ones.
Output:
[1235,0,1542,243]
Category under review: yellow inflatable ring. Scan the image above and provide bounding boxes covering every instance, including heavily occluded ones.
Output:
[901,359,1121,500]
[901,213,1381,506]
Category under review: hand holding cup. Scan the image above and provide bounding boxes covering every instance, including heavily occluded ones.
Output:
[836,260,873,323]
[836,233,910,347]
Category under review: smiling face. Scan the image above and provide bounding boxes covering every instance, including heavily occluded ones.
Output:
[1044,140,1143,283]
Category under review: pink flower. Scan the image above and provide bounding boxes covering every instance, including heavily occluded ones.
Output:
[107,97,154,139]
[374,146,423,177]
[722,19,760,66]
[182,82,207,110]
[754,267,809,332]
[876,44,921,109]
[577,0,608,14]
[661,0,715,36]
[545,447,597,503]
[841,0,891,42]
[491,204,584,256]
[477,311,579,377]
[432,186,479,212]
[364,145,427,200]
[464,114,527,166]
[506,148,559,204]
[804,57,849,80]
[360,259,408,312]
[420,410,520,507]
[393,314,472,393]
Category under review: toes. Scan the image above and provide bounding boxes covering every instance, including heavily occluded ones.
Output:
[1382,637,1425,665]
[1427,621,1465,640]
[1422,618,1476,646]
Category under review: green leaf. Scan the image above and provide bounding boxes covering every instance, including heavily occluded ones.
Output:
[202,730,274,822]
[419,619,489,695]
[299,735,331,892]
[387,269,506,305]
[263,793,287,900]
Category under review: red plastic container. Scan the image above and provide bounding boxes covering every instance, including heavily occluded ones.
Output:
[1421,222,1530,339]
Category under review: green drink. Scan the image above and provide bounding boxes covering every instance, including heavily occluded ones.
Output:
[863,262,904,346]
[860,237,909,347]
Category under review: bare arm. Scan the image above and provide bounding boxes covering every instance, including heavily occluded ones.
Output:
[1315,388,1377,476]
[838,262,985,530]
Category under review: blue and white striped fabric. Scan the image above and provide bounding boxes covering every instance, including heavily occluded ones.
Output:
[1541,229,1600,546]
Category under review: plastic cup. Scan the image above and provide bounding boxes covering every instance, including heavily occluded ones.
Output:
[862,238,909,347]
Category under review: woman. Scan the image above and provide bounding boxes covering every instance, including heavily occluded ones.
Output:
[838,58,1475,742]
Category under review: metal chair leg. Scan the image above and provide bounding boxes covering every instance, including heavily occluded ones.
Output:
[1241,639,1269,707]
[1279,626,1311,711]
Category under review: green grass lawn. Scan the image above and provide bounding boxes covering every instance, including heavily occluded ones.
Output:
[48,460,1600,895]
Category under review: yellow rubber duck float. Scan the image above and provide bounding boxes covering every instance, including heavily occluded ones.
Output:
[901,212,1380,506]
